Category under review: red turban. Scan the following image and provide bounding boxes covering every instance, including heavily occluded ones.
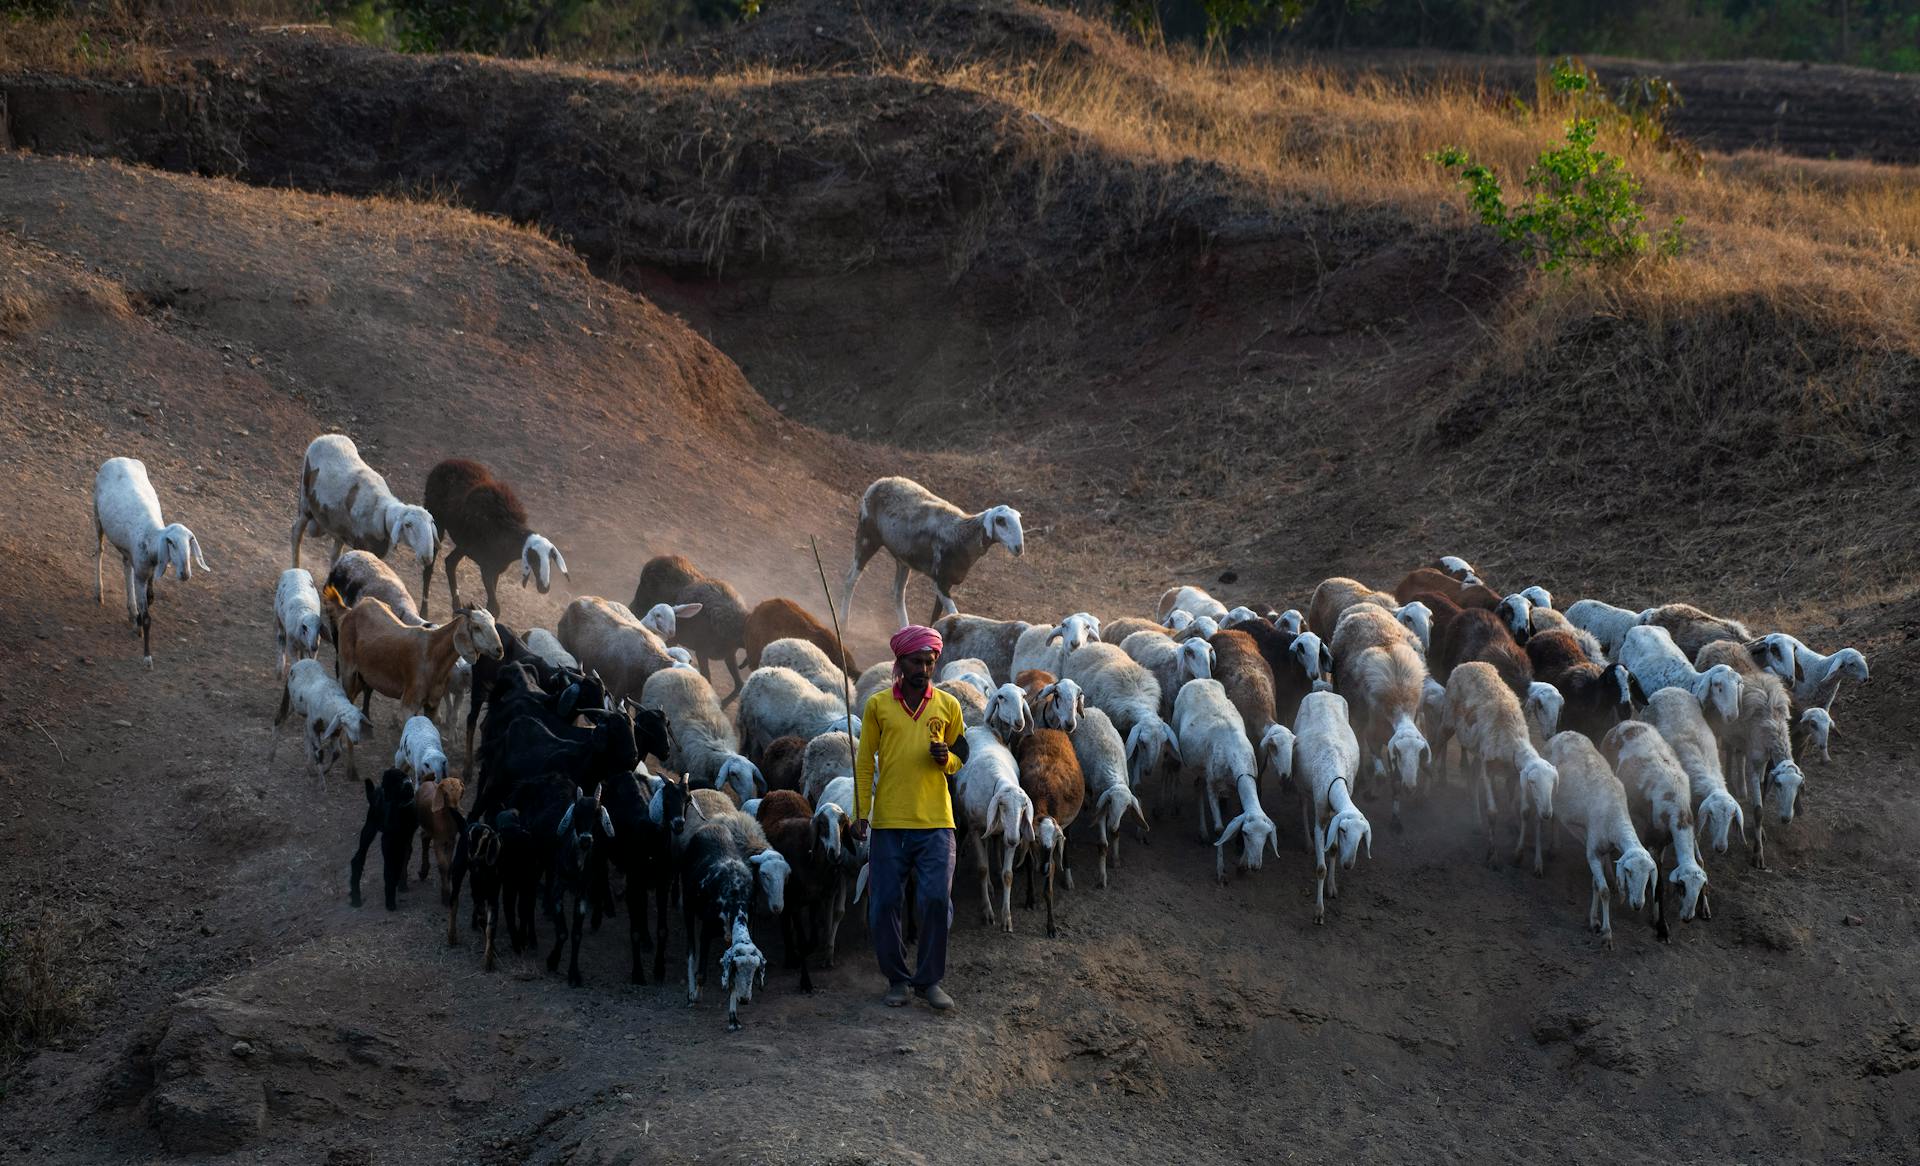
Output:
[890,625,944,660]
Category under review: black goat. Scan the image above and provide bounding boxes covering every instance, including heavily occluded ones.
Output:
[679,820,768,1031]
[472,699,639,821]
[766,813,839,993]
[468,661,604,805]
[421,458,568,618]
[601,771,673,984]
[350,768,418,911]
[445,806,514,970]
[1528,630,1643,742]
[1237,620,1331,727]
[545,785,613,988]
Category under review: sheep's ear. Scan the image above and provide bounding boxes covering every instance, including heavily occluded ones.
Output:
[1216,813,1245,847]
[189,534,209,572]
[1046,628,1064,645]
[551,546,570,581]
[557,804,576,836]
[1319,643,1334,676]
[1165,729,1182,765]
[599,807,615,837]
[673,603,703,619]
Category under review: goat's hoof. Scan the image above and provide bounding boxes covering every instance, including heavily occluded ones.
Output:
[568,973,583,988]
[349,892,362,908]
[546,954,562,973]
[727,1019,742,1033]
[385,900,398,912]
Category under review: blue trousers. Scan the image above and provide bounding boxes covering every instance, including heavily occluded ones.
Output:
[868,827,956,989]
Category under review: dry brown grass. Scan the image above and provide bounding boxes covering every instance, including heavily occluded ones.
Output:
[0,907,108,1071]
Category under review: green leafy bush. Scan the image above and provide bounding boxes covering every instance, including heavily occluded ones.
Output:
[1432,62,1685,272]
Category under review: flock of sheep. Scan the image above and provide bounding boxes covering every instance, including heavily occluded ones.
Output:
[88,441,1870,1028]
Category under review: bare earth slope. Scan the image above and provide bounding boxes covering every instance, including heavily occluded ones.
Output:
[1,140,1918,1162]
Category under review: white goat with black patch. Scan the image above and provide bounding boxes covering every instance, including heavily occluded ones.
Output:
[290,434,436,570]
[1565,599,1644,659]
[1444,661,1559,873]
[1293,690,1368,924]
[953,726,1033,930]
[840,476,1024,629]
[275,567,328,680]
[1756,633,1869,711]
[1640,689,1743,908]
[1435,555,1481,586]
[392,714,449,783]
[1618,625,1742,724]
[1119,629,1213,718]
[1546,731,1655,950]
[643,667,764,802]
[1009,613,1103,681]
[1064,641,1182,792]
[737,666,859,761]
[758,637,851,700]
[271,657,370,782]
[1602,721,1709,938]
[93,456,210,666]
[1173,679,1275,883]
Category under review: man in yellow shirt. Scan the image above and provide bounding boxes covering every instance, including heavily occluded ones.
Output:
[854,625,969,1010]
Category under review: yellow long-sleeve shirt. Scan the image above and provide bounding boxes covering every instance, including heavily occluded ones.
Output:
[854,685,965,829]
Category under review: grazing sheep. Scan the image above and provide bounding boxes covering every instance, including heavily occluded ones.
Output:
[349,768,419,912]
[1525,682,1565,744]
[1433,555,1482,585]
[337,598,503,722]
[92,456,210,664]
[1119,630,1214,718]
[1102,616,1171,645]
[1434,609,1533,698]
[1692,642,1805,871]
[271,657,371,782]
[1010,613,1103,681]
[1293,690,1369,925]
[1640,689,1744,907]
[641,668,763,803]
[1173,680,1276,883]
[1444,662,1558,873]
[1052,705,1146,888]
[738,667,858,762]
[1795,707,1834,763]
[954,727,1033,931]
[1601,721,1709,939]
[420,458,567,618]
[1306,577,1396,639]
[1331,605,1430,831]
[631,554,704,615]
[291,434,436,571]
[1545,731,1655,950]
[1235,621,1330,728]
[1640,603,1752,659]
[1155,585,1229,624]
[274,567,327,680]
[841,476,1024,628]
[932,614,1029,685]
[1618,625,1742,724]
[1755,633,1869,711]
[675,578,752,702]
[1015,729,1085,937]
[558,596,676,702]
[1526,629,1640,743]
[1564,599,1643,659]
[1394,567,1499,610]
[799,731,856,806]
[1208,629,1281,764]
[1062,642,1181,790]
[758,637,851,700]
[322,550,426,638]
[743,597,855,675]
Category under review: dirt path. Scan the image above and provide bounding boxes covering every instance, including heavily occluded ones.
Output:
[1,146,1917,1165]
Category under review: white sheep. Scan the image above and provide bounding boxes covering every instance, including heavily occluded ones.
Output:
[1119,629,1213,718]
[1394,601,1434,656]
[799,730,856,805]
[1049,704,1144,889]
[1293,690,1369,925]
[92,456,210,665]
[557,596,676,702]
[758,636,850,700]
[643,667,763,802]
[1172,679,1275,883]
[1798,707,1834,762]
[524,627,579,671]
[931,614,1029,685]
[807,773,867,957]
[1756,632,1869,711]
[270,657,370,782]
[1545,731,1655,949]
[1444,661,1559,874]
[1169,615,1220,641]
[274,567,327,680]
[840,476,1023,628]
[738,666,858,760]
[953,726,1033,930]
[638,601,704,643]
[853,662,892,710]
[1639,602,1753,659]
[1034,677,1084,735]
[938,657,996,697]
[983,682,1032,744]
[1063,641,1182,790]
[1618,625,1742,724]
[1009,613,1103,681]
[392,714,449,783]
[1602,720,1709,934]
[1565,599,1643,658]
[1274,609,1306,636]
[1155,585,1229,623]
[1692,643,1805,871]
[1525,682,1565,744]
[290,434,436,570]
[1163,609,1197,632]
[1639,689,1744,899]
[1221,606,1265,629]
[1435,555,1481,585]
[667,646,697,670]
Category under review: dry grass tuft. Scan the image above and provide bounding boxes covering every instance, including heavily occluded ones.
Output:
[0,908,109,1072]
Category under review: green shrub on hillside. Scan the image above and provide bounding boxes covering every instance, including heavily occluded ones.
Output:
[1432,62,1685,272]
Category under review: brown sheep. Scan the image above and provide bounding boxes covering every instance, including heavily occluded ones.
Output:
[1527,630,1641,743]
[1642,603,1753,659]
[1306,576,1397,639]
[420,458,566,618]
[755,789,813,834]
[632,554,703,615]
[761,735,808,792]
[744,598,857,674]
[1015,728,1084,939]
[1434,609,1532,698]
[1208,629,1279,759]
[1395,567,1499,611]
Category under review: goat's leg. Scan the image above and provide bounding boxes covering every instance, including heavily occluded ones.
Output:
[1652,851,1670,943]
[417,826,432,883]
[1022,848,1036,910]
[567,890,587,987]
[827,875,849,961]
[721,653,745,708]
[348,820,378,908]
[653,877,670,981]
[482,896,498,972]
[289,512,307,569]
[482,568,502,620]
[1000,846,1016,932]
[94,521,105,604]
[840,520,883,618]
[1044,852,1058,939]
[890,560,912,632]
[1313,856,1327,925]
[626,873,649,985]
[383,837,408,911]
[976,839,997,926]
[1532,810,1546,877]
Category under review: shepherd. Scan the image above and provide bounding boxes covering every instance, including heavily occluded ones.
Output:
[853,624,970,1011]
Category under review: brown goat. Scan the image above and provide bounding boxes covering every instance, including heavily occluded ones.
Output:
[1014,669,1056,704]
[1396,567,1500,611]
[414,775,467,903]
[756,789,813,834]
[1434,609,1532,698]
[1208,629,1279,756]
[1528,630,1641,743]
[744,598,857,673]
[335,597,504,719]
[1015,728,1085,939]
